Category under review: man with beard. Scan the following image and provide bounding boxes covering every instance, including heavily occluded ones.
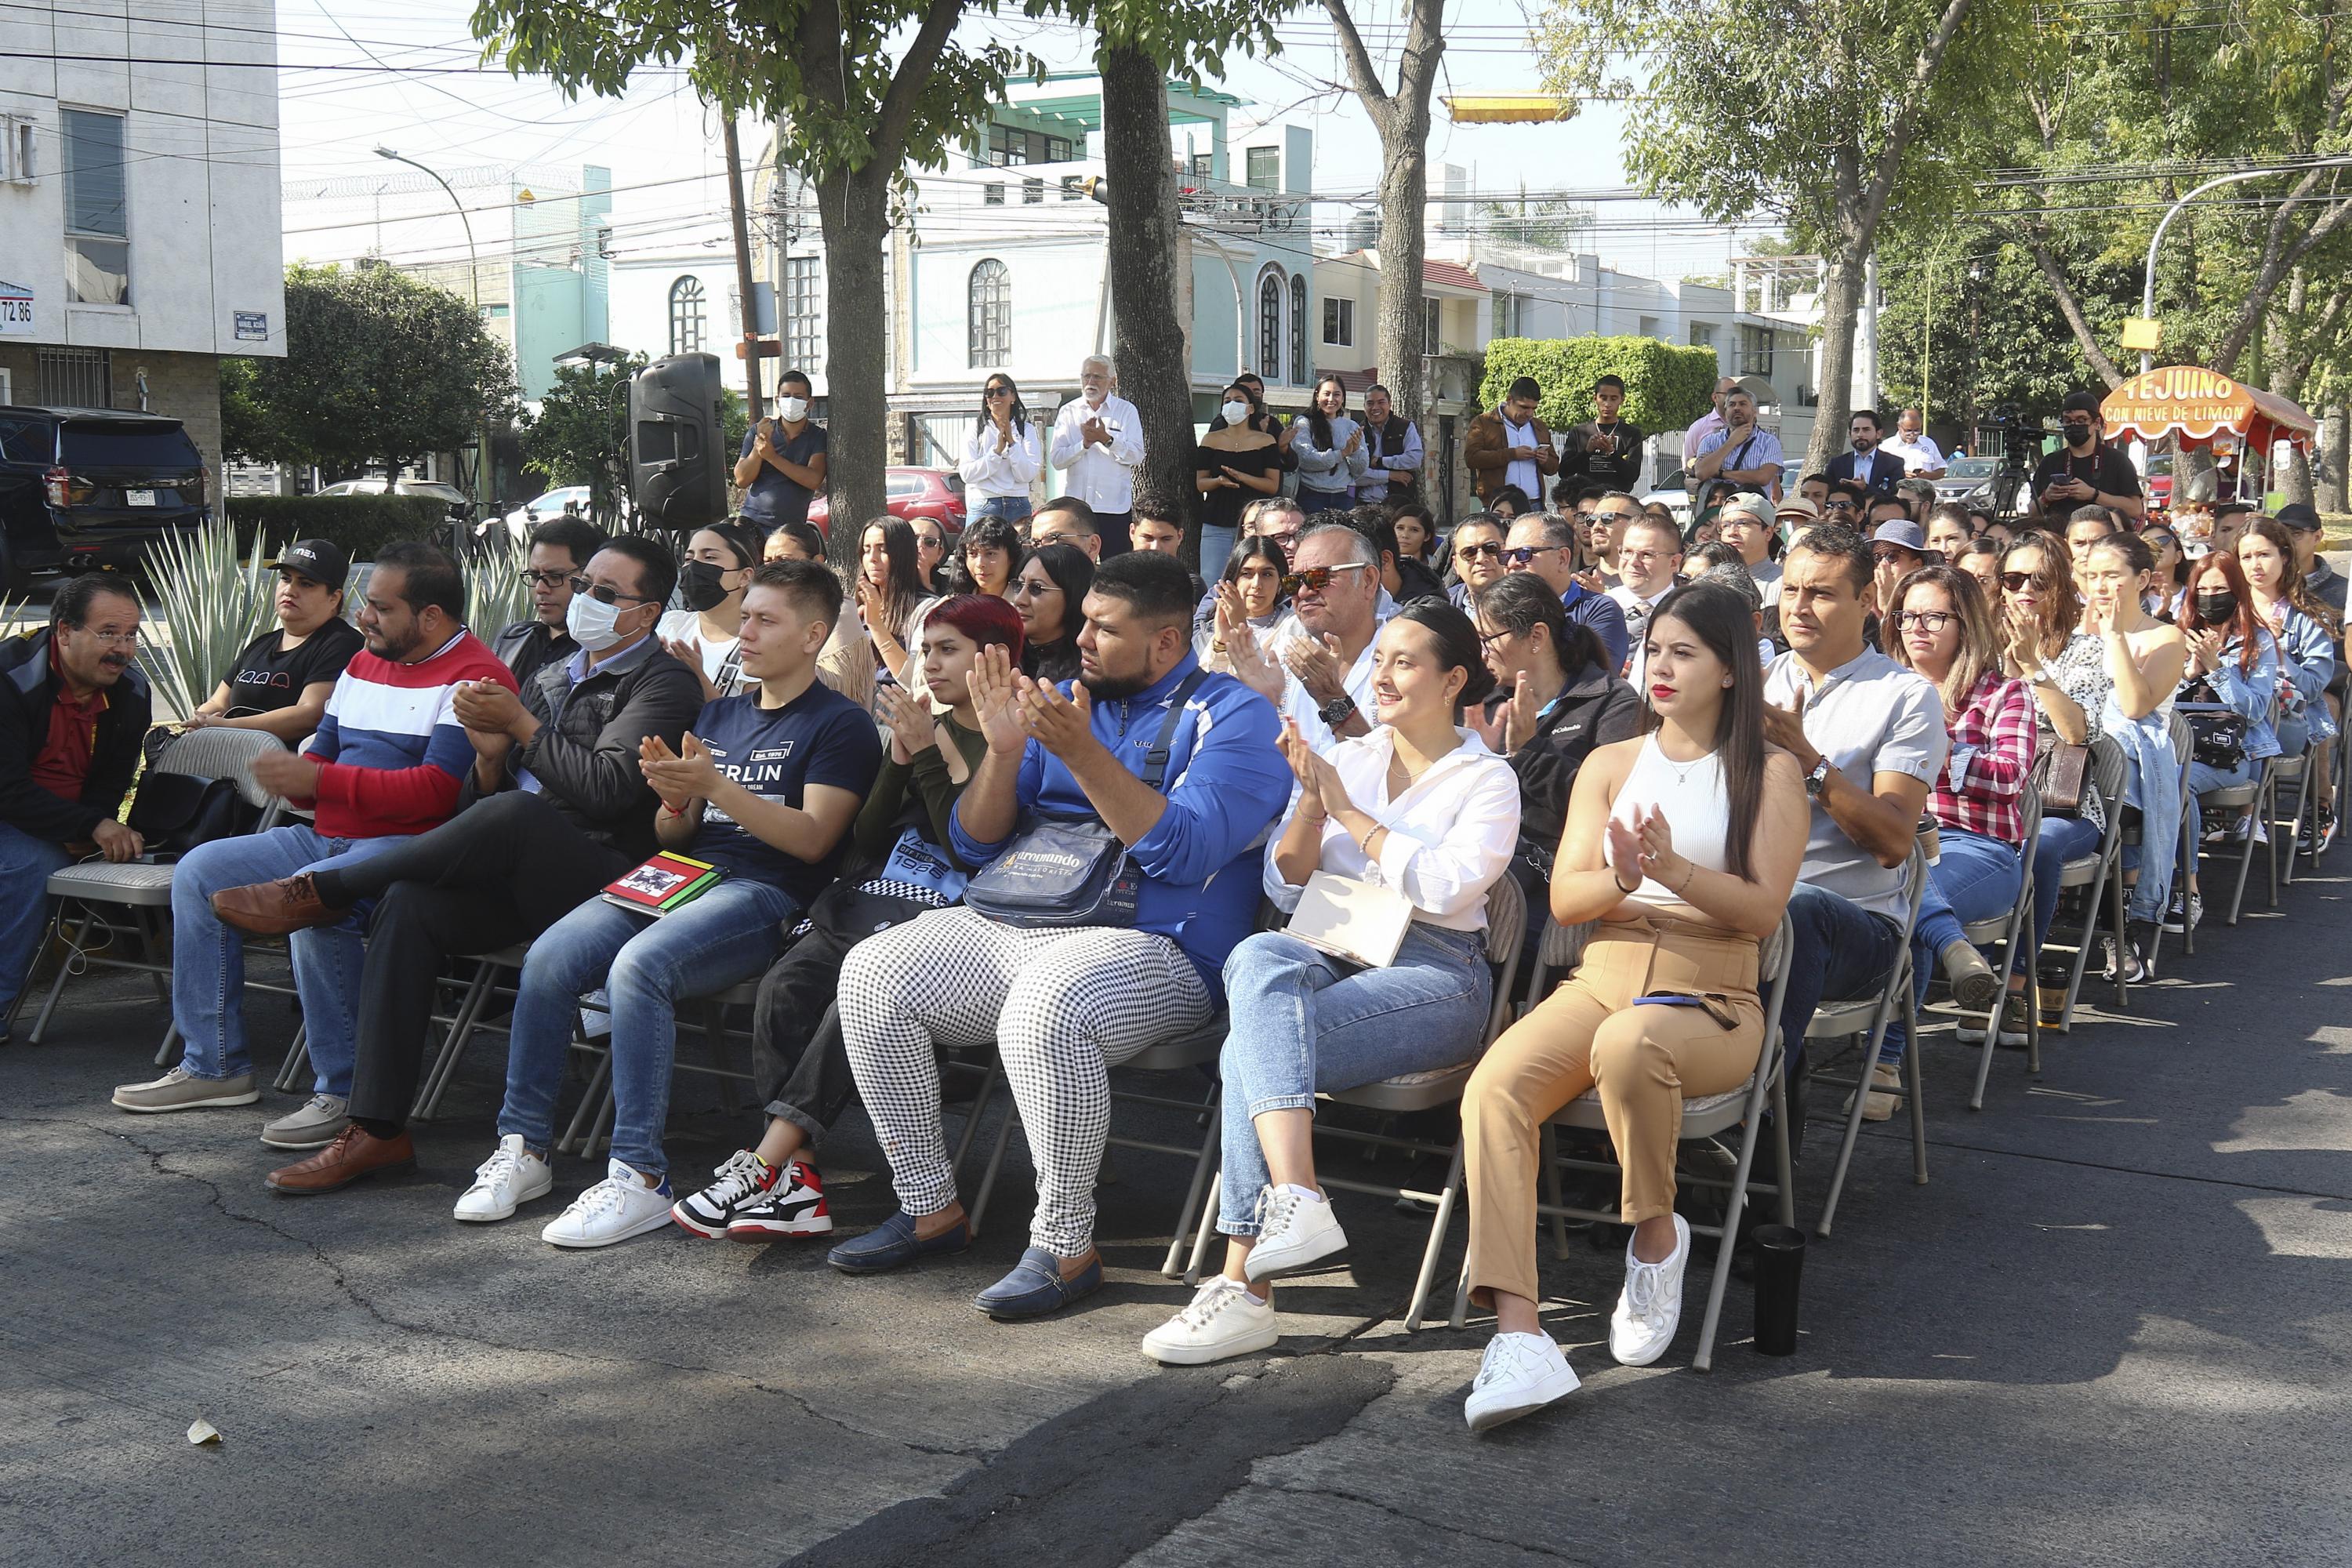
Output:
[0,574,152,1043]
[2031,390,2145,524]
[1827,408,1907,496]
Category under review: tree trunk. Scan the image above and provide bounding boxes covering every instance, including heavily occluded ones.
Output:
[816,166,892,571]
[1373,122,1432,428]
[2325,405,2348,514]
[1805,241,1868,477]
[1097,39,1200,549]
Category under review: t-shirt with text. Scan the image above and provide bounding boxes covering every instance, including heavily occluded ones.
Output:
[688,681,881,906]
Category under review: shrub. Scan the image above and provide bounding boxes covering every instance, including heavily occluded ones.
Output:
[1477,337,1721,435]
[227,495,453,564]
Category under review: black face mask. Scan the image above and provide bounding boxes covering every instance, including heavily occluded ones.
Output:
[2195,590,2239,626]
[680,560,735,612]
[2064,421,2096,449]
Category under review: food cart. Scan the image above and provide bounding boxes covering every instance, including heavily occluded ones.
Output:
[2100,365,2318,544]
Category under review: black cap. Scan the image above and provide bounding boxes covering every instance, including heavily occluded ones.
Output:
[2275,501,2323,533]
[274,538,350,588]
[2062,390,2103,418]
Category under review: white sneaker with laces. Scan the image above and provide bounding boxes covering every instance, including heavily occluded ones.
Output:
[453,1133,554,1223]
[1141,1277,1281,1366]
[541,1159,675,1249]
[670,1148,778,1238]
[1609,1214,1691,1367]
[1465,1331,1580,1432]
[1240,1184,1348,1282]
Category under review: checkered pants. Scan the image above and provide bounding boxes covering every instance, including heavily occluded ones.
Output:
[837,905,1212,1256]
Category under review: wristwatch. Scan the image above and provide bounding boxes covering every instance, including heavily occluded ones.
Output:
[1804,757,1834,797]
[1318,693,1359,728]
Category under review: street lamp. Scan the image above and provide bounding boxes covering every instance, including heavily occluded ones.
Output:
[377,147,493,534]
[2138,155,2352,375]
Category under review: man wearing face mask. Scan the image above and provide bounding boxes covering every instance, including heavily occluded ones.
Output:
[733,369,829,530]
[2031,390,2145,524]
[216,535,707,1193]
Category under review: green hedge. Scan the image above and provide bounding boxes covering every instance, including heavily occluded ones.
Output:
[1478,337,1720,435]
[227,495,454,564]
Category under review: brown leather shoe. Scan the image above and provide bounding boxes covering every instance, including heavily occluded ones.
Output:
[212,873,339,935]
[267,1123,415,1194]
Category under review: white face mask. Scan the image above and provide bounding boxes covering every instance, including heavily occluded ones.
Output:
[1221,401,1250,426]
[565,590,630,654]
[779,396,809,422]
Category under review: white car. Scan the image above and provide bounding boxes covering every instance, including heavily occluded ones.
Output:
[314,477,472,512]
[490,485,593,539]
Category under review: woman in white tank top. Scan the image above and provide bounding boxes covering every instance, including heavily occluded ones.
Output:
[1457,579,1809,1432]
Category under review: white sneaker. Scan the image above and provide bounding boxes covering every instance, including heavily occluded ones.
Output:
[1609,1214,1691,1367]
[1240,1184,1348,1282]
[1465,1331,1580,1432]
[541,1159,675,1249]
[453,1133,554,1223]
[1141,1277,1281,1366]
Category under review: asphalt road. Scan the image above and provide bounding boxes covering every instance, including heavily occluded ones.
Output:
[5,859,2351,1566]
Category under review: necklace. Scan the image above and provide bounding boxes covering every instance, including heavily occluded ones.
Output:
[1654,736,1711,786]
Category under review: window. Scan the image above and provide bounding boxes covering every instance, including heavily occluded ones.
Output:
[983,183,1004,206]
[481,303,510,320]
[1022,176,1044,205]
[967,258,1010,367]
[986,124,1019,166]
[1290,274,1308,385]
[38,347,109,407]
[1423,297,1443,356]
[61,108,128,305]
[1688,321,1717,350]
[1245,147,1279,192]
[784,256,822,371]
[1258,269,1285,383]
[667,275,707,355]
[1492,291,1523,339]
[1323,296,1353,347]
[1060,175,1083,201]
[1044,136,1073,164]
[1189,153,1214,180]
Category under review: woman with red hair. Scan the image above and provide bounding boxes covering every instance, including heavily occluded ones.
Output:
[2172,550,2282,933]
[670,593,1027,1243]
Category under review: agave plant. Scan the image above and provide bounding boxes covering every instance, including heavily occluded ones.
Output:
[141,517,274,720]
[462,528,535,640]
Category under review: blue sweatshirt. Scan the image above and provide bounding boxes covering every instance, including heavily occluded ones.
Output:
[951,653,1289,999]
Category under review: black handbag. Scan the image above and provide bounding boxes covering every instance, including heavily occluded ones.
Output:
[963,670,1206,930]
[125,772,257,859]
[2180,690,2251,771]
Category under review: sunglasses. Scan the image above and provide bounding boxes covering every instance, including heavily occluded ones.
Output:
[1871,546,1918,565]
[1894,610,1955,633]
[985,384,1014,397]
[1503,546,1562,568]
[1999,571,2038,592]
[1455,541,1506,561]
[1823,499,1859,514]
[1281,561,1374,596]
[566,575,659,606]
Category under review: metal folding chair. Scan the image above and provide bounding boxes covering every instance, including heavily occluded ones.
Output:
[1807,840,1931,1238]
[2180,696,2278,930]
[2038,735,2129,1029]
[2147,711,2197,967]
[557,977,765,1158]
[1961,785,2042,1112]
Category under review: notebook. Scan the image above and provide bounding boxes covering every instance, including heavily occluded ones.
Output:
[601,851,725,916]
[1286,871,1414,968]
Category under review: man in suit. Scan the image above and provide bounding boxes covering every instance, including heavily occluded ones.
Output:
[1826,409,1906,496]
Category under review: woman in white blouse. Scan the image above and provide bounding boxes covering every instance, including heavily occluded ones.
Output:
[1141,601,1519,1367]
[958,374,1041,522]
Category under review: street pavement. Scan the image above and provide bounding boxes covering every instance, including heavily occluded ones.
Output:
[5,859,2351,1566]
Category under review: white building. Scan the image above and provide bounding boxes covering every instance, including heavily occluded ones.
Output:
[0,0,285,473]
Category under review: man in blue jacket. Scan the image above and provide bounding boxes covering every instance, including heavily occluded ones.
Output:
[829,551,1289,1319]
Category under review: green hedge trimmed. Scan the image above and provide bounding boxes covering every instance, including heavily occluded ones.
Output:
[227,495,453,564]
[1478,337,1720,435]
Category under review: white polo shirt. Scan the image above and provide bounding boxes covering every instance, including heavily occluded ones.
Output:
[1764,645,1947,920]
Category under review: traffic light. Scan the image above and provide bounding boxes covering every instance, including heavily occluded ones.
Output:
[628,352,725,528]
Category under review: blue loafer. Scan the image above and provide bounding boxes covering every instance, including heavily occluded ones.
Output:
[826,1209,969,1275]
[973,1246,1102,1319]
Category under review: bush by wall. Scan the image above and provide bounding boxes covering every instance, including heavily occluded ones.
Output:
[227,495,454,564]
[1477,337,1720,435]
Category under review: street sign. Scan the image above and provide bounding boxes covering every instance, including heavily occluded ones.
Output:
[2121,317,2162,351]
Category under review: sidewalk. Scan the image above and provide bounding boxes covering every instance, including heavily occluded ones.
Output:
[3,860,2350,1566]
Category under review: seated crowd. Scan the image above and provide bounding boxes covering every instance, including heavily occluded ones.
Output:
[2,371,2340,1438]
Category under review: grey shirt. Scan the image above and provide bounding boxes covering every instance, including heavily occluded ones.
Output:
[1765,645,1947,920]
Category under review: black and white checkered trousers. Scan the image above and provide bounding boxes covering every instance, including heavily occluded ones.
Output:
[837,905,1213,1257]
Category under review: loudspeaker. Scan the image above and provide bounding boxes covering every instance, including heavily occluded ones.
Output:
[628,353,725,528]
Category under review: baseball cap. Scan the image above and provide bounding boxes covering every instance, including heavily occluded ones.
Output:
[1870,519,1929,554]
[274,538,350,589]
[1718,492,1773,526]
[1773,496,1821,523]
[2276,501,2323,533]
[2061,390,2103,419]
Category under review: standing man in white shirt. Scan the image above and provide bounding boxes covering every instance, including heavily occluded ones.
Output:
[1047,354,1145,557]
[1881,408,1947,478]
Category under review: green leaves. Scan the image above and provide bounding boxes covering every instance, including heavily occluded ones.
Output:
[518,354,645,521]
[1479,336,1719,433]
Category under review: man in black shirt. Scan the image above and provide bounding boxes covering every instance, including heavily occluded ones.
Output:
[495,516,604,685]
[1561,373,1646,492]
[2031,390,2145,524]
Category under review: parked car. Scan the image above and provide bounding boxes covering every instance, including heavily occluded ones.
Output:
[314,477,472,511]
[2141,450,2172,517]
[1930,455,2005,509]
[805,466,966,537]
[0,405,209,590]
[488,485,593,539]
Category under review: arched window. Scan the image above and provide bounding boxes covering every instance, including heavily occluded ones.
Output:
[1290,274,1308,385]
[667,276,707,355]
[968,259,1011,367]
[1258,267,1285,383]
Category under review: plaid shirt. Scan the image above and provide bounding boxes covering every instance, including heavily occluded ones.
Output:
[1932,671,2037,845]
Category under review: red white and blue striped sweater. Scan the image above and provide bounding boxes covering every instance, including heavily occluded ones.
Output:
[297,630,517,839]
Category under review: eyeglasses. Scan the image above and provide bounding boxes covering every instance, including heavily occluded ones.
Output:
[1454,540,1505,561]
[1894,610,1955,633]
[518,568,572,589]
[1281,562,1374,597]
[1475,626,1511,649]
[75,626,140,646]
[1502,546,1566,568]
[1574,510,1596,522]
[985,385,1014,397]
[566,575,658,606]
[1823,499,1859,514]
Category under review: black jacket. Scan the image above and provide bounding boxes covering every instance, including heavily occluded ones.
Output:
[1497,662,1644,868]
[493,619,578,688]
[0,630,152,844]
[1828,448,1905,494]
[465,635,704,859]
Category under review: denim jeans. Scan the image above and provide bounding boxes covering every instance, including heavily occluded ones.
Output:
[2186,756,2257,846]
[500,877,798,1178]
[1780,882,1904,1074]
[2028,815,2105,967]
[1298,488,1352,515]
[0,821,72,1024]
[171,825,411,1091]
[1884,826,2020,1063]
[1214,924,1491,1236]
[974,495,1032,523]
[1198,524,1237,586]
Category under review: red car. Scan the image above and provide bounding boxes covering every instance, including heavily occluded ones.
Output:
[806,466,966,536]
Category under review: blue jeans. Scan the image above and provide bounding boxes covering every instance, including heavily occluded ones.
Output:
[2029,815,2105,966]
[1199,523,1237,586]
[171,825,409,1091]
[0,821,72,1023]
[1298,488,1352,514]
[500,877,798,1178]
[2186,756,2257,846]
[1214,924,1491,1236]
[975,495,1031,522]
[1884,826,2020,1062]
[1780,882,1904,1075]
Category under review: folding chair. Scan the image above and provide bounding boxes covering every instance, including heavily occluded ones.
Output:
[2180,697,2279,931]
[412,944,533,1120]
[1807,840,1931,1239]
[14,728,287,1051]
[557,977,766,1158]
[2037,735,2129,1029]
[1962,785,2042,1112]
[2273,744,2317,887]
[2149,711,2197,966]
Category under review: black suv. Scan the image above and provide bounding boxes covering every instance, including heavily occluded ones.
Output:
[0,405,209,590]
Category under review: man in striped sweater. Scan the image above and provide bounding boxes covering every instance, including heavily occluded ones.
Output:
[111,541,517,1149]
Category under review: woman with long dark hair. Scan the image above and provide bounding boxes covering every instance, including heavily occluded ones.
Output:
[952,514,1024,599]
[1141,601,1517,1367]
[1196,380,1283,582]
[958,374,1040,523]
[659,518,767,699]
[1198,535,1288,677]
[1457,581,1804,1426]
[852,517,936,684]
[2175,548,2283,928]
[1291,374,1369,514]
[1012,542,1094,686]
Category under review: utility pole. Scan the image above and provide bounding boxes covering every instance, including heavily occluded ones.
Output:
[721,118,765,421]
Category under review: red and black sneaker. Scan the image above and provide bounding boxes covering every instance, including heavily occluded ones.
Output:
[727,1160,833,1240]
[670,1149,781,1237]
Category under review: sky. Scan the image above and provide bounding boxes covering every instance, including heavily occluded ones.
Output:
[271,0,1758,282]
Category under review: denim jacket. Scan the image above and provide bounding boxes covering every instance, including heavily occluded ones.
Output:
[2181,633,2283,761]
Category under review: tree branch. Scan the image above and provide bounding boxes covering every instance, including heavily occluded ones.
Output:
[874,0,969,170]
[1319,0,1394,116]
[1857,0,1976,234]
[2023,232,2125,388]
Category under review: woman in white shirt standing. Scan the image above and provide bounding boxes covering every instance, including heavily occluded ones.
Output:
[1142,601,1519,1367]
[1457,580,1805,1429]
[958,374,1040,524]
